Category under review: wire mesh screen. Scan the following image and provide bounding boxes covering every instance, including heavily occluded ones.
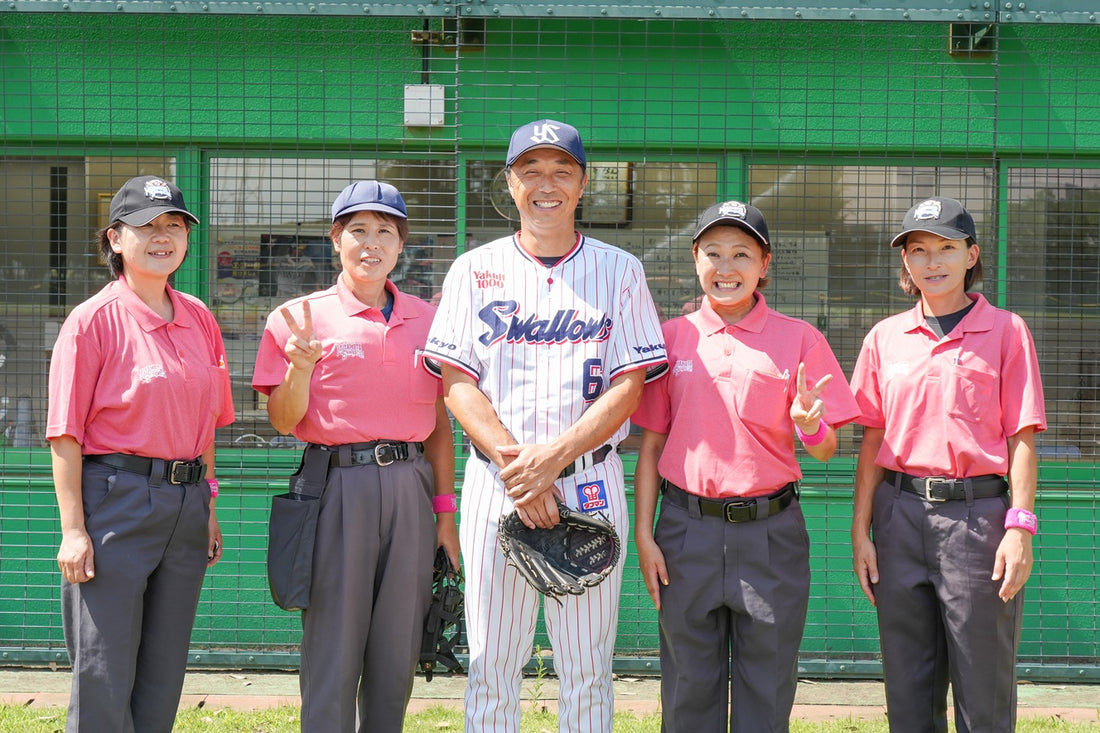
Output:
[1,7,1098,678]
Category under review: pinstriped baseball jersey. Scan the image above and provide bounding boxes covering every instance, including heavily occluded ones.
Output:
[425,230,666,732]
[423,232,667,441]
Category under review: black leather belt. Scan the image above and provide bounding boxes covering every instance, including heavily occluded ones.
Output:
[315,441,423,468]
[472,444,613,479]
[886,470,1007,502]
[85,453,206,485]
[661,479,797,523]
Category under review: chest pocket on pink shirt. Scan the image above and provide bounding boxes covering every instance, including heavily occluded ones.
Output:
[945,363,998,424]
[407,364,439,405]
[736,369,789,427]
[205,365,227,420]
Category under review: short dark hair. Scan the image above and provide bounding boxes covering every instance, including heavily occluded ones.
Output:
[898,240,983,296]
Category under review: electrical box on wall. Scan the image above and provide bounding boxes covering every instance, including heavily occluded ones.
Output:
[404,84,445,127]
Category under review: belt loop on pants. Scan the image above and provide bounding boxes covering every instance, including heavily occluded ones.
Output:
[962,477,975,505]
[659,479,797,523]
[891,469,904,498]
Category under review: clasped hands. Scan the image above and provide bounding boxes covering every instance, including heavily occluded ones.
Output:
[497,442,569,529]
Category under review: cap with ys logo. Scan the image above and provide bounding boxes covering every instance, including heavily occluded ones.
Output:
[506,119,587,170]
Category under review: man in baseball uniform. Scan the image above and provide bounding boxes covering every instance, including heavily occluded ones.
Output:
[422,119,667,731]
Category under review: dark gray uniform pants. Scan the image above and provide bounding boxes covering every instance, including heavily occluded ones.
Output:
[298,455,436,733]
[62,460,210,733]
[872,480,1021,733]
[655,494,810,733]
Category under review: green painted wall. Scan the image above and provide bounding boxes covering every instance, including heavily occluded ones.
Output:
[3,16,1099,154]
[455,19,1100,155]
[0,15,433,146]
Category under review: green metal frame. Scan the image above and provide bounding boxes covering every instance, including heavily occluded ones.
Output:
[2,0,1097,24]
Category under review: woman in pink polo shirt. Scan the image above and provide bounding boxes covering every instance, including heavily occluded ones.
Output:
[47,176,235,733]
[252,181,458,733]
[850,197,1046,733]
[633,201,861,732]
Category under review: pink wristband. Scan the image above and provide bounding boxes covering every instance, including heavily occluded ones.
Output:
[1005,507,1037,535]
[433,493,457,514]
[795,421,828,447]
[206,478,219,498]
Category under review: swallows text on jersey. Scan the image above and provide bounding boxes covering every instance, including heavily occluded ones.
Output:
[477,300,613,347]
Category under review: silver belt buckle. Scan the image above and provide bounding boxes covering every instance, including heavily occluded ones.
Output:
[724,500,756,522]
[373,443,398,467]
[923,477,954,502]
[167,460,195,485]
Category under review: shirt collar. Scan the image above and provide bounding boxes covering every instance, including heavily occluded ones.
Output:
[112,277,193,333]
[903,292,993,336]
[335,277,419,324]
[511,231,584,267]
[690,291,769,335]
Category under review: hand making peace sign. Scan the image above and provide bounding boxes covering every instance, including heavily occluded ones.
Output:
[280,300,323,370]
[789,361,832,432]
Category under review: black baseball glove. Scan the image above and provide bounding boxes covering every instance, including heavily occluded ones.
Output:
[497,501,621,602]
[419,546,465,682]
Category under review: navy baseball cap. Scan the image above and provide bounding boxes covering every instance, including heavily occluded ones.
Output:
[109,176,199,226]
[890,197,977,247]
[693,200,770,250]
[505,119,587,170]
[331,180,408,222]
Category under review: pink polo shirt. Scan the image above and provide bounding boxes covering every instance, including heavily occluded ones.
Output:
[850,293,1046,478]
[47,277,235,460]
[252,278,442,445]
[633,293,861,498]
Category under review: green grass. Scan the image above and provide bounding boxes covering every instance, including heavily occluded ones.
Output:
[0,705,1096,732]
